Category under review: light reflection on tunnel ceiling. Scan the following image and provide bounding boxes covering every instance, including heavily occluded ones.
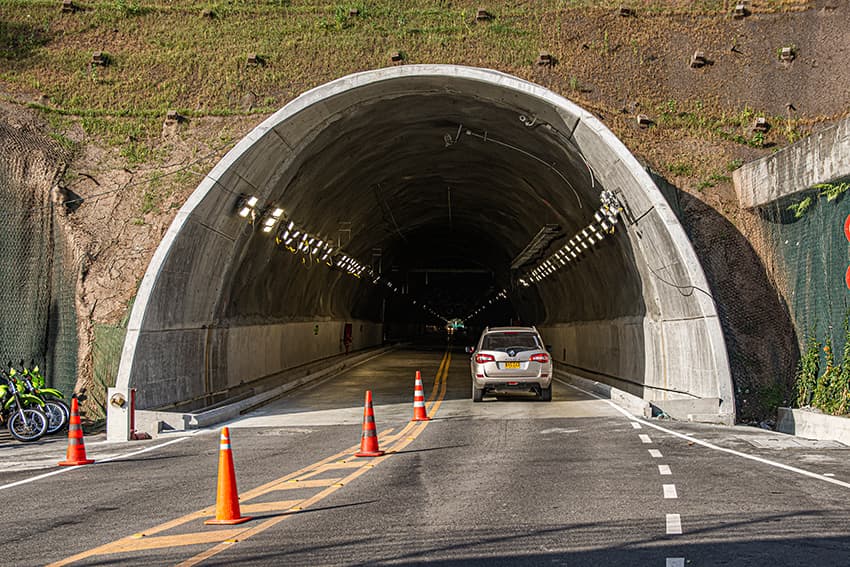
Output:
[233,190,450,323]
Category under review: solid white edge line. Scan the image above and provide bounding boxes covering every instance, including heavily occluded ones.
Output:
[557,377,850,490]
[0,436,192,492]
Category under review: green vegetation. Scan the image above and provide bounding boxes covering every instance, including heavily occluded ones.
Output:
[697,172,731,190]
[796,322,850,416]
[787,195,813,219]
[815,181,850,202]
[726,159,743,171]
[666,161,694,176]
[787,182,849,218]
[652,102,782,148]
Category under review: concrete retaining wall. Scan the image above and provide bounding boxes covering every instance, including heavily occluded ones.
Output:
[733,116,850,208]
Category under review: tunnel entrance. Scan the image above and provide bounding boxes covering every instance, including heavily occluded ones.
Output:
[109,65,733,440]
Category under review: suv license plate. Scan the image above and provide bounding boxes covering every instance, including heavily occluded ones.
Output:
[504,362,521,369]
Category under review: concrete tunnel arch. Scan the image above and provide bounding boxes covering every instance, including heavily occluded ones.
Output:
[109,65,734,439]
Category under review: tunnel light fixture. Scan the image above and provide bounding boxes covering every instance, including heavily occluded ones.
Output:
[516,191,625,289]
[510,224,563,270]
[237,195,259,219]
[262,207,283,234]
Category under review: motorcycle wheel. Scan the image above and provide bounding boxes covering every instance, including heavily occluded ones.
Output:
[43,400,70,434]
[8,408,48,442]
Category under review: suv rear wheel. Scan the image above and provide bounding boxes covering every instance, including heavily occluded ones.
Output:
[472,384,484,402]
[539,385,552,402]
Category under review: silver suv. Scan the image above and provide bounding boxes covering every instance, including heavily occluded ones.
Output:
[467,326,553,402]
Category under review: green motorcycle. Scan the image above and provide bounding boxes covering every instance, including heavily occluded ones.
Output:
[11,362,69,435]
[0,369,48,442]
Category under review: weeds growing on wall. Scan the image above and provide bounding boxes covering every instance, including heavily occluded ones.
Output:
[795,319,850,416]
[788,182,850,218]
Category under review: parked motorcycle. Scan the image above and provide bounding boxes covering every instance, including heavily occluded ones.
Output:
[10,361,69,435]
[0,369,48,442]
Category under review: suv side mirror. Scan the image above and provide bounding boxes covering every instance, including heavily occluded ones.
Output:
[465,346,475,354]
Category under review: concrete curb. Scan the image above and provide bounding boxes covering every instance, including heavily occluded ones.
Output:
[135,346,394,436]
[777,407,850,445]
[555,369,652,418]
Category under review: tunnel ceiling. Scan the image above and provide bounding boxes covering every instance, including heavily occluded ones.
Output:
[224,78,642,324]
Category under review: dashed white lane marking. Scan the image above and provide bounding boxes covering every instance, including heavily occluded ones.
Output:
[639,434,652,444]
[658,465,672,475]
[663,484,678,499]
[666,558,685,567]
[631,422,642,429]
[666,513,683,535]
[649,449,663,458]
[558,378,850,490]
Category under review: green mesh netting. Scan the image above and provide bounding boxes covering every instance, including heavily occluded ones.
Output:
[760,180,850,354]
[0,125,77,396]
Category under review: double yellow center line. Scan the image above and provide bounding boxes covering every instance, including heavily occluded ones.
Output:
[49,348,453,567]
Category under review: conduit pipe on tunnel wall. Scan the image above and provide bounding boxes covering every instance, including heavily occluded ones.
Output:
[107,65,734,441]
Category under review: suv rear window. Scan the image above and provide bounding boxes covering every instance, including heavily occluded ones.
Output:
[481,332,541,353]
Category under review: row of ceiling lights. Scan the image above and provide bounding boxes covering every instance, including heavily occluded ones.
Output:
[518,190,623,287]
[461,190,624,321]
[463,289,508,322]
[235,194,448,322]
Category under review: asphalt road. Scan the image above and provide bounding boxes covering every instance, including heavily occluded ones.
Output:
[1,342,849,566]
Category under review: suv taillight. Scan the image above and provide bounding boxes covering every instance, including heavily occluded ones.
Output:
[475,353,495,364]
[530,353,550,363]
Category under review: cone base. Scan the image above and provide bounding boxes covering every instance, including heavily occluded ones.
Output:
[205,516,253,525]
[411,416,431,421]
[58,459,95,466]
[355,450,385,457]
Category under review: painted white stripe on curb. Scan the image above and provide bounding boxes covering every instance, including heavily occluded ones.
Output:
[649,449,663,458]
[663,484,678,499]
[666,558,685,567]
[557,378,850,490]
[0,436,191,492]
[666,513,682,535]
[631,422,642,429]
[639,434,652,444]
[659,464,672,475]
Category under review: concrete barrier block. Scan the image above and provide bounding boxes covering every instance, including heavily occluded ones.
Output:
[777,407,850,445]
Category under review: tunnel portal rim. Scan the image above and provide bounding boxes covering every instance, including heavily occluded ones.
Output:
[114,64,734,430]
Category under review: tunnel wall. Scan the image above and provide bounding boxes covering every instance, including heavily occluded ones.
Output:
[131,320,382,410]
[112,65,734,439]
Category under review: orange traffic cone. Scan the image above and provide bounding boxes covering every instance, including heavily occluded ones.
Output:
[205,427,252,525]
[411,371,431,422]
[355,390,385,457]
[58,397,94,466]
